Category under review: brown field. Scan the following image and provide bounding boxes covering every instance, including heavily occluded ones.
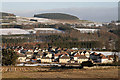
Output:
[1,66,119,78]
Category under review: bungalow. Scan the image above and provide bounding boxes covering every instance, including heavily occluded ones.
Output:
[17,54,26,63]
[59,55,70,63]
[77,55,88,63]
[41,57,52,63]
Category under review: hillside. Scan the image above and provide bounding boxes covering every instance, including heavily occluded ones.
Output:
[0,12,16,16]
[34,13,79,20]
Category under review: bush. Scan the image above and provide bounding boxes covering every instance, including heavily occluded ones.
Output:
[2,49,18,66]
[81,61,94,67]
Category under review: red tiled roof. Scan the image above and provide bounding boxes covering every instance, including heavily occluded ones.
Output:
[74,53,81,57]
[108,58,112,60]
[60,52,69,55]
[58,48,61,50]
[60,56,70,59]
[102,56,107,59]
[99,54,105,57]
[78,55,88,59]
[54,53,62,56]
[64,52,69,55]
[32,59,37,60]
[94,53,98,55]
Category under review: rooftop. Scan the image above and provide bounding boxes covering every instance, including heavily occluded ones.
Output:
[60,55,70,59]
[78,55,88,59]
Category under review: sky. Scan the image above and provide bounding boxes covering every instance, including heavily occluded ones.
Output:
[1,0,120,2]
[1,2,119,22]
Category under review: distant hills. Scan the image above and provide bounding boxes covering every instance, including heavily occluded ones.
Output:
[1,12,91,24]
[0,12,16,16]
[0,12,16,23]
[34,13,79,20]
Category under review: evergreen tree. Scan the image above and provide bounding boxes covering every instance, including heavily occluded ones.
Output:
[2,49,18,66]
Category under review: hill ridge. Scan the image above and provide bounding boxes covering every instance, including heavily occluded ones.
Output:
[34,13,79,20]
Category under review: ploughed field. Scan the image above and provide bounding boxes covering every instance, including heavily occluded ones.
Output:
[1,66,119,78]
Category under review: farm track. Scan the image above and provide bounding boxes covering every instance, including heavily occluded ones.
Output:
[1,66,119,78]
[1,66,119,72]
[1,67,50,72]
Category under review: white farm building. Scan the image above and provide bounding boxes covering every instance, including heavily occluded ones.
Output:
[26,28,64,34]
[0,28,30,35]
[0,28,64,35]
[74,28,99,33]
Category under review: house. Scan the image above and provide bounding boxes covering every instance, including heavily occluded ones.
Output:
[61,52,69,56]
[34,49,39,54]
[101,56,109,63]
[71,51,78,56]
[56,47,61,51]
[74,53,81,61]
[107,55,119,63]
[89,52,113,63]
[68,59,78,64]
[54,53,62,59]
[70,51,75,55]
[98,53,113,63]
[59,55,70,63]
[17,54,26,63]
[28,49,33,52]
[31,59,37,63]
[46,52,53,58]
[36,57,41,61]
[36,54,41,61]
[85,52,90,58]
[25,52,33,58]
[25,58,31,62]
[52,48,56,51]
[77,55,88,63]
[80,52,85,55]
[38,51,44,58]
[90,52,101,63]
[41,57,52,63]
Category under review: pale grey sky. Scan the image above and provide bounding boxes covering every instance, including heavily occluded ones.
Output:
[2,0,120,2]
[2,2,118,22]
